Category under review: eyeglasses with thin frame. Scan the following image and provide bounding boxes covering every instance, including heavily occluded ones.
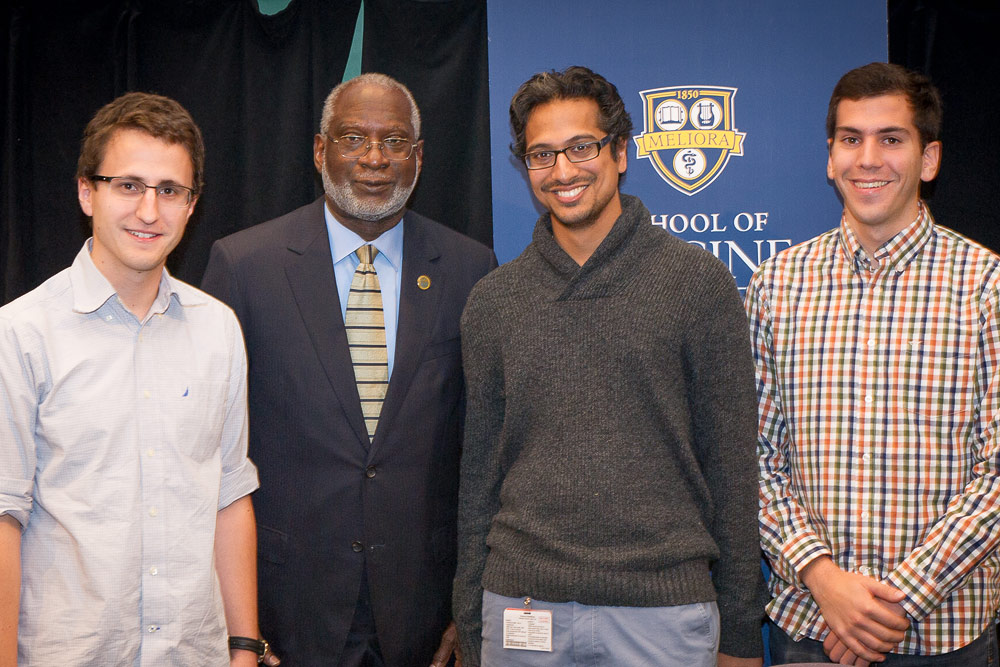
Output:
[90,175,196,207]
[325,134,416,160]
[522,134,614,170]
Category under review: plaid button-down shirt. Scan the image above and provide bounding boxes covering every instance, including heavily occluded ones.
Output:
[746,205,1000,654]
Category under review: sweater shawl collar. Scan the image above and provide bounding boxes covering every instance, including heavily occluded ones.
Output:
[531,193,647,299]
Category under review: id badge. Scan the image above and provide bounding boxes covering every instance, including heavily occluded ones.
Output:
[502,603,553,652]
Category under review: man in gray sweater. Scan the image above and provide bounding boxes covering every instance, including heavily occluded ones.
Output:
[453,66,763,666]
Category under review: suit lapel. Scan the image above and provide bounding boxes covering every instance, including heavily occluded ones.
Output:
[372,215,442,455]
[283,199,369,447]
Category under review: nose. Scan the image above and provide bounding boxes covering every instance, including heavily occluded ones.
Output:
[549,151,578,181]
[358,141,390,169]
[858,137,883,169]
[134,186,160,223]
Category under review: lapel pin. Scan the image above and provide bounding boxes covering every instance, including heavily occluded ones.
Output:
[417,275,431,290]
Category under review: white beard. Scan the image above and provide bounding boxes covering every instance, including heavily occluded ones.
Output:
[322,161,419,222]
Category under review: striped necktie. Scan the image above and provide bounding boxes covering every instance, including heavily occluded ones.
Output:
[345,245,388,441]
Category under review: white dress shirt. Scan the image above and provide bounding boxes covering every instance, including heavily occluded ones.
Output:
[0,241,259,666]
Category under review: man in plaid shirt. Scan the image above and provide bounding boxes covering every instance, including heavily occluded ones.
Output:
[748,62,1000,665]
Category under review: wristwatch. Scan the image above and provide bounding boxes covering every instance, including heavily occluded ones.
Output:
[228,636,269,663]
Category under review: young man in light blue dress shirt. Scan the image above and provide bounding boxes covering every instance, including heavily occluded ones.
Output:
[0,92,264,666]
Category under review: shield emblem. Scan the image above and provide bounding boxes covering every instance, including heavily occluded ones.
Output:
[634,85,745,196]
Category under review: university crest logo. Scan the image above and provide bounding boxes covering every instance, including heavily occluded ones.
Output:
[634,85,745,196]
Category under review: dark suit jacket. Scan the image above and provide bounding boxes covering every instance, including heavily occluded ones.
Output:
[202,198,496,666]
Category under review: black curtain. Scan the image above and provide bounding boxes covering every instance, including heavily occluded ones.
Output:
[889,0,1000,253]
[362,0,491,248]
[1,0,491,303]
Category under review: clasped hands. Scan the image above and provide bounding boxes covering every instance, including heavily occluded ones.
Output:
[800,557,910,666]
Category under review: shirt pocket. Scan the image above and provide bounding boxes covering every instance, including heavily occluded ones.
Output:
[171,379,229,462]
[898,337,975,419]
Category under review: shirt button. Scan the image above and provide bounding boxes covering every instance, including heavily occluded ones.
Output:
[352,541,364,553]
[867,338,875,347]
[860,511,870,520]
[862,453,870,463]
[149,566,158,576]
[106,315,113,321]
[365,466,377,479]
[147,625,158,633]
[143,390,151,399]
[864,395,873,404]
[147,448,155,457]
[149,507,158,517]
[859,566,871,576]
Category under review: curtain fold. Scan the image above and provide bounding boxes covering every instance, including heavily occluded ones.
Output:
[362,0,492,247]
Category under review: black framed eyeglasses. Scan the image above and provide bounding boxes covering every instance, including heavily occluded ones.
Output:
[522,135,614,170]
[90,175,196,207]
[326,134,416,160]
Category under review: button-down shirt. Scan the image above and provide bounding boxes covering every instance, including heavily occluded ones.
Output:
[747,206,1000,654]
[324,203,404,376]
[0,242,259,666]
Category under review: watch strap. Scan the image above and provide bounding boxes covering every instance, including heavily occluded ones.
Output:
[228,635,267,661]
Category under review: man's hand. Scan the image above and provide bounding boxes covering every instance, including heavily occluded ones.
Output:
[262,645,281,666]
[824,632,871,666]
[800,557,909,663]
[430,621,461,667]
[717,653,762,667]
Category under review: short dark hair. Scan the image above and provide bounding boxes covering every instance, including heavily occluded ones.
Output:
[77,92,206,192]
[509,65,633,159]
[826,62,942,147]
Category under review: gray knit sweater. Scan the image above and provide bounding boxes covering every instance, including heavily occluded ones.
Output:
[453,195,763,662]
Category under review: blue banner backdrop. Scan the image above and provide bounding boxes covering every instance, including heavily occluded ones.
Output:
[487,1,886,291]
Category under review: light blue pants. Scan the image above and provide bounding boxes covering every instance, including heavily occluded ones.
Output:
[481,591,720,666]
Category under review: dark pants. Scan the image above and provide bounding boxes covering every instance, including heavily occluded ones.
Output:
[768,620,998,666]
[339,567,385,667]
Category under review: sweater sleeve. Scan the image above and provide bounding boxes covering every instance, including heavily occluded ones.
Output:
[453,283,506,667]
[688,265,765,658]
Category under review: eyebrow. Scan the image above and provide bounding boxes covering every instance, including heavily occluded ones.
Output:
[835,125,912,136]
[526,134,599,153]
[121,175,187,187]
[335,123,412,136]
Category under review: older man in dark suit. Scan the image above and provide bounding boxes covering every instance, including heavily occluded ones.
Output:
[202,73,496,667]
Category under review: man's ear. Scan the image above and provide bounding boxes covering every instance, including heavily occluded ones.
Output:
[615,138,628,174]
[313,134,326,175]
[921,140,942,182]
[413,139,424,173]
[78,177,95,216]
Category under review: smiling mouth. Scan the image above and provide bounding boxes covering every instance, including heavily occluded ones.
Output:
[545,182,589,202]
[854,180,890,189]
[128,230,159,239]
[356,180,393,190]
[556,185,586,197]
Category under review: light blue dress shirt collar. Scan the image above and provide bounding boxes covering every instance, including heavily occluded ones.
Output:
[74,237,202,320]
